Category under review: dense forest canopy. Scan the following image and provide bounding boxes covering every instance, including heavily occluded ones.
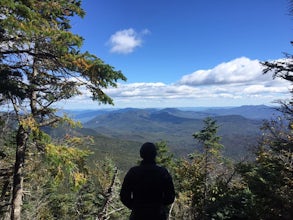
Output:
[0,0,293,220]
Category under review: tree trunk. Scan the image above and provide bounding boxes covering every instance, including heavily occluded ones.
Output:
[202,146,209,220]
[97,168,119,220]
[10,125,28,220]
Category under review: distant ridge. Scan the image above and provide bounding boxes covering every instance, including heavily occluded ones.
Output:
[204,105,279,119]
[74,105,281,159]
[66,105,280,123]
[48,105,283,168]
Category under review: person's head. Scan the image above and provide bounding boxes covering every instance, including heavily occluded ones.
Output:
[140,142,157,161]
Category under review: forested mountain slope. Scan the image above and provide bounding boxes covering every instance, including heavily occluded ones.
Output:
[79,106,274,159]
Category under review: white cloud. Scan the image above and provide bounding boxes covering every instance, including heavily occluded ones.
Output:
[108,28,150,54]
[243,84,289,94]
[58,57,291,109]
[178,57,271,86]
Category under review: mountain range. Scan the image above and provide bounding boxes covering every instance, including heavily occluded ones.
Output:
[66,105,280,123]
[59,105,281,166]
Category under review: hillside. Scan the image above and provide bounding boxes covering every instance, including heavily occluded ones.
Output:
[80,106,274,160]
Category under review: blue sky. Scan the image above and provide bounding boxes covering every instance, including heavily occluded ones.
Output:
[64,0,293,109]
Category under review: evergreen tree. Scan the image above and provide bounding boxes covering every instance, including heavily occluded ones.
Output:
[237,11,293,215]
[235,2,293,217]
[246,1,293,217]
[155,141,174,170]
[192,117,224,219]
[0,1,126,219]
[173,118,236,219]
[236,116,293,219]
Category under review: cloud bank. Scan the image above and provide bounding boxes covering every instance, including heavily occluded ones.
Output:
[179,57,265,85]
[108,28,150,54]
[63,57,291,109]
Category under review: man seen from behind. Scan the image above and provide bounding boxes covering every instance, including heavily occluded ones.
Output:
[120,142,175,220]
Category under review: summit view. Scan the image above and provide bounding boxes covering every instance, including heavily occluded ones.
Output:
[0,0,292,219]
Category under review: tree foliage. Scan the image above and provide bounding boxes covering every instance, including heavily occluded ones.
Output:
[171,118,237,220]
[0,0,126,219]
[155,141,174,170]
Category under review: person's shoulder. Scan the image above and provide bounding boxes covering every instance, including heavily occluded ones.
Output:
[124,166,140,179]
[127,165,141,173]
[155,165,170,174]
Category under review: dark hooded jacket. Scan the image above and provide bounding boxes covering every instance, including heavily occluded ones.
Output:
[120,143,175,220]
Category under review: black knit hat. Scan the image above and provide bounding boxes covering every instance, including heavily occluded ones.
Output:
[140,142,157,159]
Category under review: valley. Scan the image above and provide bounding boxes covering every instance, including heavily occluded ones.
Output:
[61,105,280,169]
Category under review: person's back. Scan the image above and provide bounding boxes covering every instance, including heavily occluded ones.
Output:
[120,142,175,220]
